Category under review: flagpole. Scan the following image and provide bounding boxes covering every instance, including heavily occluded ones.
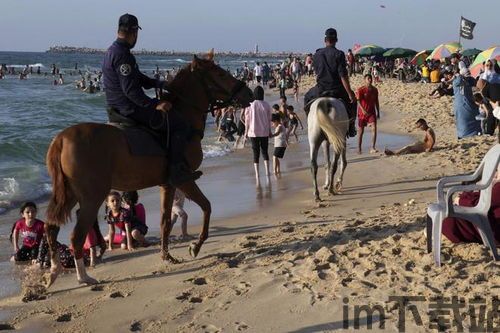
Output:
[458,16,462,49]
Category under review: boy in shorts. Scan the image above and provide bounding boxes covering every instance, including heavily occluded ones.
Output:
[356,73,380,154]
[270,113,287,175]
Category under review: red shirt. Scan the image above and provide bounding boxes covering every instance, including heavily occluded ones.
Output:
[357,86,379,117]
[134,203,146,225]
[106,208,130,231]
[14,218,45,248]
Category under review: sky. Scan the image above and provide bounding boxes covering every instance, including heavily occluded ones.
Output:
[1,0,498,53]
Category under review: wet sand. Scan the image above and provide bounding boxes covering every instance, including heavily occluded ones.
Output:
[0,77,498,332]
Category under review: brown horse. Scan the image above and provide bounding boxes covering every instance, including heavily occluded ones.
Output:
[44,52,254,286]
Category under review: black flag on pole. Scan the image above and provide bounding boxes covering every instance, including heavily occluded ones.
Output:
[460,16,476,40]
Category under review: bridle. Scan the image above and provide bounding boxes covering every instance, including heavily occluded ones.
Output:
[163,65,247,140]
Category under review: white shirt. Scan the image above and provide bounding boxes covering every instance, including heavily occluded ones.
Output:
[254,65,262,77]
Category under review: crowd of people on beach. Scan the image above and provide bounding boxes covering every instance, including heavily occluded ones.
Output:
[5,38,500,282]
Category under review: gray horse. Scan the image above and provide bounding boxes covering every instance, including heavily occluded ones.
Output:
[307,97,349,201]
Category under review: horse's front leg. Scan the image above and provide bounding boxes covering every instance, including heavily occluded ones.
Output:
[178,181,211,258]
[160,185,178,263]
[45,224,61,288]
[335,149,348,193]
[322,141,331,190]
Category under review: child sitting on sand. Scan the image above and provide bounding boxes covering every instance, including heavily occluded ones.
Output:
[270,113,287,175]
[122,191,149,247]
[105,191,134,251]
[10,202,45,263]
[171,189,194,241]
[385,119,435,156]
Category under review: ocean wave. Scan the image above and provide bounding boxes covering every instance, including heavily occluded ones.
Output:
[7,63,45,68]
[203,144,232,158]
[0,177,52,214]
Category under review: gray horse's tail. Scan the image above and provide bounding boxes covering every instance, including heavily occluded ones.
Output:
[316,100,346,154]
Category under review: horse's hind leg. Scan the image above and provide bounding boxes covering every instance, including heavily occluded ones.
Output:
[335,149,348,192]
[159,185,177,263]
[178,181,211,258]
[45,224,61,288]
[328,152,340,195]
[310,141,321,202]
[322,141,331,190]
[72,197,104,285]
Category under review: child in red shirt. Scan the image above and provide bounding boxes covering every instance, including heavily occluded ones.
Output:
[356,74,380,154]
[10,202,45,262]
[105,191,133,251]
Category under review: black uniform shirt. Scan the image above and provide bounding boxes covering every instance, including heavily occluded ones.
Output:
[313,46,348,91]
[102,38,161,115]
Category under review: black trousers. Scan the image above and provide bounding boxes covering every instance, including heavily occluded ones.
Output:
[128,108,190,164]
[250,137,269,163]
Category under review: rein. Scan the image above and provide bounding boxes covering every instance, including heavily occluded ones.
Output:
[163,67,247,140]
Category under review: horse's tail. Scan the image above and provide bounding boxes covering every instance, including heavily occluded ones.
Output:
[46,134,73,226]
[316,99,346,154]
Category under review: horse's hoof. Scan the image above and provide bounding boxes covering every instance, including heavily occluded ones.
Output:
[189,242,200,258]
[78,275,99,286]
[314,197,322,203]
[163,253,181,264]
[335,182,343,193]
[323,185,329,190]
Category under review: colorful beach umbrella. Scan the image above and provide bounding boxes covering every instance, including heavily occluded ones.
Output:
[410,50,430,66]
[382,48,417,58]
[354,44,385,57]
[426,42,461,60]
[469,46,500,78]
[461,48,482,57]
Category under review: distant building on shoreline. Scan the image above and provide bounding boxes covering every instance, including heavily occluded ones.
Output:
[46,46,302,59]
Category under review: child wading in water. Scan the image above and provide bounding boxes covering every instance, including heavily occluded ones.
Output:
[270,113,287,175]
[105,191,135,251]
[10,202,45,263]
[286,105,304,143]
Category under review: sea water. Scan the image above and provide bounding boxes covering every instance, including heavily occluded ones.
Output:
[0,51,279,215]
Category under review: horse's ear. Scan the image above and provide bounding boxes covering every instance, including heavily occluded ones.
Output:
[206,48,215,62]
[191,55,199,71]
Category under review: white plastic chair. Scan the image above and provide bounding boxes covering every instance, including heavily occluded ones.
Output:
[427,144,500,266]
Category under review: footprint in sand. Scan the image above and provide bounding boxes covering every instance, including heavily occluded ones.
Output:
[200,324,221,333]
[175,291,191,301]
[0,323,15,330]
[233,282,251,295]
[55,313,72,322]
[109,291,125,298]
[191,277,208,286]
[130,321,142,332]
[189,296,203,303]
[235,322,249,331]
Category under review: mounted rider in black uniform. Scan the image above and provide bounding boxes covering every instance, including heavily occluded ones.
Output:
[102,14,202,186]
[304,28,357,137]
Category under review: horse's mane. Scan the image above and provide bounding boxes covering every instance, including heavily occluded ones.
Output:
[168,58,216,88]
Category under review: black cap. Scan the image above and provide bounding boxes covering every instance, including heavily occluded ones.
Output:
[119,13,141,32]
[325,28,337,39]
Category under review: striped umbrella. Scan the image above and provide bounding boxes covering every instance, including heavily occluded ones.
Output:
[411,49,431,66]
[426,42,462,60]
[382,48,417,59]
[354,44,385,57]
[469,46,500,78]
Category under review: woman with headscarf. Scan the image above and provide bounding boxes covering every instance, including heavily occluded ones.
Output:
[453,68,482,138]
[244,86,272,183]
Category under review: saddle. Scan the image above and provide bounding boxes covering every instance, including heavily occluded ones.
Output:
[304,90,344,112]
[106,108,167,156]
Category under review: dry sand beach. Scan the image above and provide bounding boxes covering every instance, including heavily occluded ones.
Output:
[0,76,499,332]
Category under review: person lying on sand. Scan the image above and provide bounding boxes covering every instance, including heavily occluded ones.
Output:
[385,118,435,156]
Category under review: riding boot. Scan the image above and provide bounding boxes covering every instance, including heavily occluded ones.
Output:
[168,132,202,186]
[341,99,357,138]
